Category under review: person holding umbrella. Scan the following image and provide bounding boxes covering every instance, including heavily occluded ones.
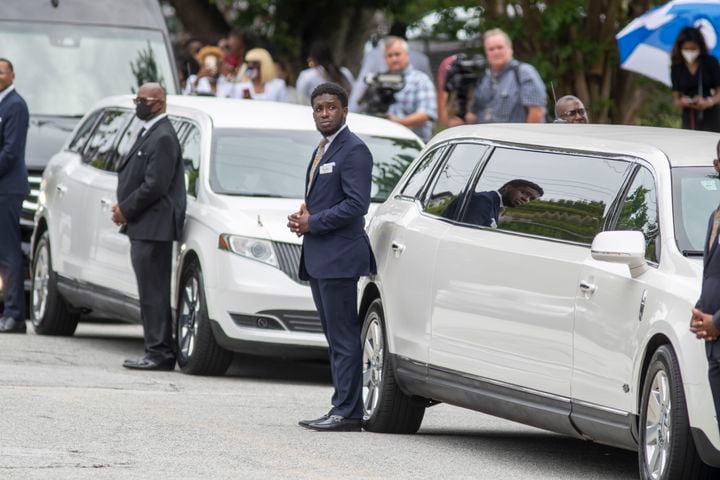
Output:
[671,26,720,132]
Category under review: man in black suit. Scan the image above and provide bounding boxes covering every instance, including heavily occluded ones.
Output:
[112,83,186,371]
[691,139,720,423]
[0,59,30,334]
[287,83,376,432]
[444,179,542,227]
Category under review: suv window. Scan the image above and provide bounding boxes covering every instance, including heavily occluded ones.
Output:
[182,123,201,197]
[423,143,486,218]
[400,146,444,199]
[470,148,630,244]
[616,166,660,262]
[82,109,133,171]
[68,110,101,153]
[115,115,143,169]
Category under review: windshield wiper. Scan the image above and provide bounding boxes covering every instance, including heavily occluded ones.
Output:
[30,118,77,132]
[223,192,284,198]
[682,250,704,257]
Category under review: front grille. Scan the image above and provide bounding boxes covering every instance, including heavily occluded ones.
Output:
[230,310,322,334]
[273,241,307,285]
[21,171,43,227]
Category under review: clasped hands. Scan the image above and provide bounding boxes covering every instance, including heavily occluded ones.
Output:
[287,203,310,237]
[690,308,720,342]
[680,96,715,110]
[111,203,126,226]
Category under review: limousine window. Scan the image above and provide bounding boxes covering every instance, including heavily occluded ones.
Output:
[209,129,421,200]
[182,125,201,197]
[82,109,133,171]
[400,146,444,199]
[470,148,629,244]
[423,143,486,218]
[672,166,720,254]
[68,110,101,154]
[615,167,659,262]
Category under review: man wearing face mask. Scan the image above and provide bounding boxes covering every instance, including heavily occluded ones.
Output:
[671,26,720,132]
[112,83,187,371]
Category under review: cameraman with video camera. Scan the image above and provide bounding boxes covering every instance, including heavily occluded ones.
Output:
[448,29,546,126]
[360,36,436,142]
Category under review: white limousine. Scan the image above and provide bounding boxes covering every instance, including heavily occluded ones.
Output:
[31,95,422,375]
[358,124,720,480]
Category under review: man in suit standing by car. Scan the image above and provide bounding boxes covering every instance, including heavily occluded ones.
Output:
[287,82,375,431]
[0,59,30,334]
[691,139,720,424]
[112,83,186,371]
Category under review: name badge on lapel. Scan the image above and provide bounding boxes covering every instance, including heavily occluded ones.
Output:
[319,162,334,174]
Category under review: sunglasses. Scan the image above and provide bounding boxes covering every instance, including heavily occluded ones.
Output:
[559,107,587,119]
[132,97,159,105]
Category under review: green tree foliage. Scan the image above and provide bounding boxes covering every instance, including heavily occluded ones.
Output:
[130,42,166,93]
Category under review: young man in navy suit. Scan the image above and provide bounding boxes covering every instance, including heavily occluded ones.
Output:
[0,59,30,334]
[691,139,720,424]
[288,83,376,432]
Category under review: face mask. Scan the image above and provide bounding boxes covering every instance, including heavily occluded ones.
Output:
[246,68,258,80]
[682,49,700,64]
[135,102,154,121]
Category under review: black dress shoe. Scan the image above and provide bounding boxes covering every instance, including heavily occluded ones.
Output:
[122,357,175,371]
[303,415,362,432]
[298,412,330,427]
[0,317,27,334]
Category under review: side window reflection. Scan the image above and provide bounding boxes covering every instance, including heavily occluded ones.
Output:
[616,167,659,262]
[182,124,201,197]
[469,148,629,244]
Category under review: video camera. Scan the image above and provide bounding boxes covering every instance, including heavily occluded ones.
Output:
[444,53,486,119]
[360,72,405,115]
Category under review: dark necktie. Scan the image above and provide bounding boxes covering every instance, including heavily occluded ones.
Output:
[307,138,329,194]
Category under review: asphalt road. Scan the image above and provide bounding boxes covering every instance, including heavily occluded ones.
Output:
[0,321,639,479]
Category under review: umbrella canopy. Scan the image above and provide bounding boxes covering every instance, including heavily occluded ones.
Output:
[617,0,720,86]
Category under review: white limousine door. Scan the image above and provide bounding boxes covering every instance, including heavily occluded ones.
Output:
[572,166,658,413]
[429,147,631,398]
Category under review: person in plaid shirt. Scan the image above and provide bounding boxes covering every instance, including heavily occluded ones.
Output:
[383,36,437,142]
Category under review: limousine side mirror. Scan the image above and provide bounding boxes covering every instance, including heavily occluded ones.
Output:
[591,231,648,278]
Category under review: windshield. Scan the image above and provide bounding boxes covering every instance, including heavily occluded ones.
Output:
[210,129,422,201]
[0,21,176,116]
[672,167,720,254]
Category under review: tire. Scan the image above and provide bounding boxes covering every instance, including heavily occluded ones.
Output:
[31,231,79,336]
[361,298,425,433]
[638,345,716,480]
[175,259,232,375]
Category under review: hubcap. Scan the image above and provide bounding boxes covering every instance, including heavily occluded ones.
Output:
[362,311,384,416]
[644,370,672,479]
[32,244,50,323]
[178,274,201,361]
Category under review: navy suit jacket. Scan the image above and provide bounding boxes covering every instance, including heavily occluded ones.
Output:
[116,117,186,241]
[0,89,29,195]
[299,126,376,280]
[697,210,720,329]
[463,190,501,227]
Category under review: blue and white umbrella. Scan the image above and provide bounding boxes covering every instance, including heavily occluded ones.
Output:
[617,0,720,86]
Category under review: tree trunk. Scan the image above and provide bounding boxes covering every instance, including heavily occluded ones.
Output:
[167,0,230,44]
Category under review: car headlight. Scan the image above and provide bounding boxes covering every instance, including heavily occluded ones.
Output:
[218,234,278,268]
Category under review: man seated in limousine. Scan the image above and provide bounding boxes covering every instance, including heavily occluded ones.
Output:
[461,179,544,228]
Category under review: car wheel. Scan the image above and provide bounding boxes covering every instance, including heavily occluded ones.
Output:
[361,298,425,433]
[175,259,232,375]
[31,231,79,336]
[638,345,715,480]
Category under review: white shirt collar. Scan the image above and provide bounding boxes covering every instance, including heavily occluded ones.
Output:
[142,113,168,134]
[0,85,16,105]
[322,123,347,153]
[495,190,504,208]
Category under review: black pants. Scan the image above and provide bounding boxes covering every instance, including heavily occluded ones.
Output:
[707,341,720,426]
[130,239,174,362]
[309,277,363,419]
[0,195,24,321]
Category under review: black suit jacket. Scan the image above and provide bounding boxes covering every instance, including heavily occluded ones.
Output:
[0,89,29,195]
[116,116,186,241]
[697,210,720,329]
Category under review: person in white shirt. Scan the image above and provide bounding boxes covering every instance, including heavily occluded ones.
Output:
[237,48,288,102]
[296,42,354,104]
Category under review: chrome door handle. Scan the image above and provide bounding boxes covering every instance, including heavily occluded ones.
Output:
[391,241,405,257]
[100,198,113,211]
[579,280,597,294]
[56,184,67,194]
